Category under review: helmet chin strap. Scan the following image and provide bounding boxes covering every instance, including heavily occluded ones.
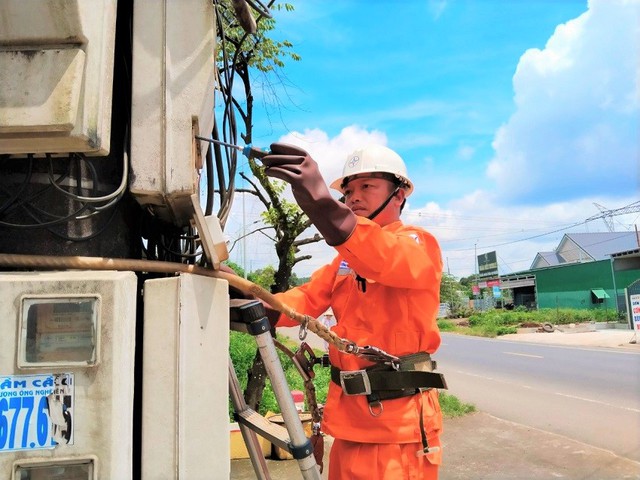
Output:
[367,186,402,221]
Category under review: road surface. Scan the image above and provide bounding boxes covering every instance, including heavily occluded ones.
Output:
[436,333,640,462]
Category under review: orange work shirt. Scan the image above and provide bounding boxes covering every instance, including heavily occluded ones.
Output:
[276,216,443,445]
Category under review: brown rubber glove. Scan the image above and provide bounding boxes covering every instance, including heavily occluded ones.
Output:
[262,143,357,246]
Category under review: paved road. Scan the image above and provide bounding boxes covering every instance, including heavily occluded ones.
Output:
[436,333,640,462]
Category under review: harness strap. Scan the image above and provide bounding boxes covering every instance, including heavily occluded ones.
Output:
[416,396,440,457]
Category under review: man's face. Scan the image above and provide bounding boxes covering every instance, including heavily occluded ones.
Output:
[342,176,405,224]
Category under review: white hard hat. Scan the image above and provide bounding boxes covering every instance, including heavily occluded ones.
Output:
[330,145,414,197]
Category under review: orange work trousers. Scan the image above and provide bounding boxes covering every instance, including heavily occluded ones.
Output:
[328,438,439,480]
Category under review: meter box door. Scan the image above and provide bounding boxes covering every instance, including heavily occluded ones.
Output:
[0,0,118,155]
[0,271,137,480]
[130,0,216,225]
[142,274,229,480]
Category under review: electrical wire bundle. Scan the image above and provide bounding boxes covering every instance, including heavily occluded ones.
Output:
[0,152,127,242]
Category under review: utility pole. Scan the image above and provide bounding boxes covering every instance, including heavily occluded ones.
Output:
[474,243,478,276]
[474,243,478,299]
[242,172,247,279]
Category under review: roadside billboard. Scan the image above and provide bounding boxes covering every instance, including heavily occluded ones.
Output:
[477,251,498,279]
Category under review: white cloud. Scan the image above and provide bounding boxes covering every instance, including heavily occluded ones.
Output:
[487,0,639,203]
[405,191,640,278]
[223,126,389,274]
[457,145,475,161]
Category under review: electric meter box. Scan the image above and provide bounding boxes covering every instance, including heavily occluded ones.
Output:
[130,0,216,226]
[0,0,118,156]
[141,274,230,479]
[0,271,137,480]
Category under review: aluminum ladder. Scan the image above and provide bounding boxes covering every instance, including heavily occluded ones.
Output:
[229,299,322,480]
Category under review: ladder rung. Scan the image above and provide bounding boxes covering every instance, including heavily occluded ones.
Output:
[237,409,292,451]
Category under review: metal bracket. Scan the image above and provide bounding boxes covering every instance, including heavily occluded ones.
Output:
[339,370,372,395]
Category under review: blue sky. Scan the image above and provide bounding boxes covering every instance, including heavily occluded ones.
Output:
[223,0,640,279]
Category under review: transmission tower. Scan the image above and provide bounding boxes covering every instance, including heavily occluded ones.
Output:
[587,201,640,231]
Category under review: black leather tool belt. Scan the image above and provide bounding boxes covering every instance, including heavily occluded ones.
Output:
[330,352,448,402]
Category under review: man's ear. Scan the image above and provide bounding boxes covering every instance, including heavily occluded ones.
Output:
[393,187,406,204]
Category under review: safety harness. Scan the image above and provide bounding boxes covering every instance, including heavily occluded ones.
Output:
[329,351,447,456]
[331,352,446,402]
[285,335,448,457]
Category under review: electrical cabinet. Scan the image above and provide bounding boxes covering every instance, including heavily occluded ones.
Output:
[0,0,118,155]
[141,274,230,479]
[130,0,216,225]
[0,270,137,479]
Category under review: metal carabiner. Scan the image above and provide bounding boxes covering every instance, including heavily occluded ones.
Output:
[340,340,400,368]
[342,340,358,355]
[298,314,309,341]
[355,345,400,368]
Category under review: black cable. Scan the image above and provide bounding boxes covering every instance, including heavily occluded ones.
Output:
[244,0,272,19]
[205,142,215,215]
[45,204,120,242]
[0,153,122,231]
[0,154,33,215]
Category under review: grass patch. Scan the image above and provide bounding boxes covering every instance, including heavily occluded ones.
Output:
[440,391,476,418]
[229,332,330,420]
[440,307,622,338]
[437,319,456,331]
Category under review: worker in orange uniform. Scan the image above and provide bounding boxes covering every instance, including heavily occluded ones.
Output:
[261,143,446,480]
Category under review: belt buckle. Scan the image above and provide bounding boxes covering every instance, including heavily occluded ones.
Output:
[339,369,372,395]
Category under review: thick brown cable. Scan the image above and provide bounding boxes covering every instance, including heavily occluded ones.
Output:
[0,253,349,352]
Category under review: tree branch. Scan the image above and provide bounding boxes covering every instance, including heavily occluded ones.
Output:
[293,254,312,265]
[228,225,274,253]
[239,172,271,208]
[293,233,322,247]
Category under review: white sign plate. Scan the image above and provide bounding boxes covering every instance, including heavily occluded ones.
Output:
[0,373,74,452]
